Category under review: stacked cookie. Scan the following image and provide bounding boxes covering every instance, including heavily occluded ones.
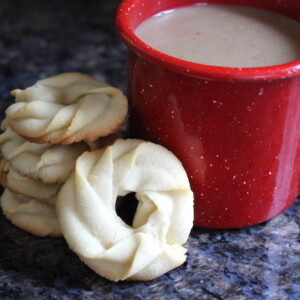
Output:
[0,73,128,237]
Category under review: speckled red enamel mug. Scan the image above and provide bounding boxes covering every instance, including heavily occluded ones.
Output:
[116,0,300,228]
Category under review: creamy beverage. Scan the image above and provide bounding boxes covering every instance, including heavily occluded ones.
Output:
[135,5,300,68]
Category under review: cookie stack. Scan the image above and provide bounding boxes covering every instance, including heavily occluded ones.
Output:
[0,72,195,281]
[0,73,128,237]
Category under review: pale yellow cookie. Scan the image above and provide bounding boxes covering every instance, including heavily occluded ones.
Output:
[0,159,61,201]
[57,139,194,281]
[6,72,128,144]
[1,189,61,237]
[0,126,89,183]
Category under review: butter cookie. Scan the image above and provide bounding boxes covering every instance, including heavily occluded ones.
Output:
[1,189,61,237]
[0,126,89,183]
[6,73,128,144]
[57,139,194,281]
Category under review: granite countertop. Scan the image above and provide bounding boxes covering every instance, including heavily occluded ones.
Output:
[0,1,299,299]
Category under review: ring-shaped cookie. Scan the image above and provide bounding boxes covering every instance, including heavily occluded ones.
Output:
[57,139,194,281]
[6,73,128,144]
[0,159,61,201]
[0,125,89,183]
[1,189,61,237]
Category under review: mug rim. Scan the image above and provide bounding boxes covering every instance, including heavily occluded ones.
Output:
[116,0,300,81]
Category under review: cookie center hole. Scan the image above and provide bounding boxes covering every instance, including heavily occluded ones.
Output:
[116,193,138,226]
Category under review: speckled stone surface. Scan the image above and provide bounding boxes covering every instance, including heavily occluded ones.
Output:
[0,1,299,299]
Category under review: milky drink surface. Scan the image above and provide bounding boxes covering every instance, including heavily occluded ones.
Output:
[135,5,300,68]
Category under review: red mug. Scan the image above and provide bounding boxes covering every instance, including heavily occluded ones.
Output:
[116,0,300,228]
